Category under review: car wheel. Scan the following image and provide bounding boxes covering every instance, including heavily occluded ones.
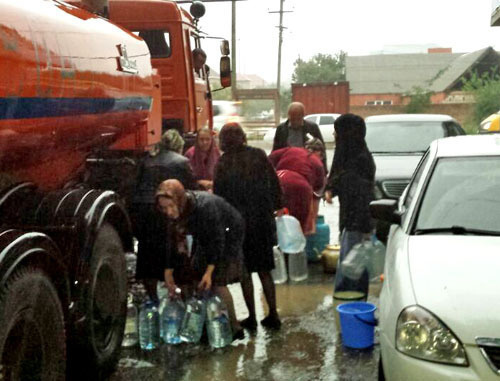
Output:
[77,223,127,378]
[378,355,386,381]
[0,267,66,381]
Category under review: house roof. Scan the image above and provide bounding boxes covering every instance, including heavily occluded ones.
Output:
[346,47,497,95]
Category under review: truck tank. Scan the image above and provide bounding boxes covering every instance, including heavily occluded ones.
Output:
[0,0,155,190]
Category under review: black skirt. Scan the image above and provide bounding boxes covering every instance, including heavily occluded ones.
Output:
[130,203,169,280]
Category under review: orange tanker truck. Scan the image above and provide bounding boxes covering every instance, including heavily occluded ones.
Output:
[0,0,229,379]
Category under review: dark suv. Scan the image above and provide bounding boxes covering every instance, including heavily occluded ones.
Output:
[365,114,465,240]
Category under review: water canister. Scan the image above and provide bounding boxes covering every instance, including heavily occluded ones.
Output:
[179,294,206,343]
[287,251,308,282]
[271,246,287,284]
[122,294,138,348]
[161,289,185,344]
[138,300,160,350]
[305,215,330,262]
[206,294,233,349]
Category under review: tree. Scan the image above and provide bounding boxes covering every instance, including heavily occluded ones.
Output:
[292,52,346,84]
[462,69,500,129]
[404,86,432,114]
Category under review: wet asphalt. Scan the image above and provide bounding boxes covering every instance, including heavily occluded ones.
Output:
[112,194,382,381]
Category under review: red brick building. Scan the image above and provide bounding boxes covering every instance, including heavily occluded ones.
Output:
[346,47,500,107]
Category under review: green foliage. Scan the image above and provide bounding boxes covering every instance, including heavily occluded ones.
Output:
[462,69,500,128]
[280,87,292,117]
[404,87,432,114]
[292,52,346,84]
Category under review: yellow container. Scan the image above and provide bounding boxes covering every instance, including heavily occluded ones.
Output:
[333,290,366,333]
[321,244,340,273]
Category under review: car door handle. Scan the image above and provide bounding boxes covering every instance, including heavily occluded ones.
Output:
[196,107,203,113]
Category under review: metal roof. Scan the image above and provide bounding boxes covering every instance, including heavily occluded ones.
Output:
[346,47,496,95]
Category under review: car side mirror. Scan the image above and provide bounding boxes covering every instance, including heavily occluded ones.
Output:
[220,56,231,88]
[370,199,402,225]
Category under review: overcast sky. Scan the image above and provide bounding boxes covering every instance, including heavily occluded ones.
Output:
[180,0,500,85]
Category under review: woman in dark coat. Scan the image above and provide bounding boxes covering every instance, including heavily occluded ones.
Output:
[156,179,245,339]
[214,123,284,330]
[130,129,195,301]
[324,114,376,298]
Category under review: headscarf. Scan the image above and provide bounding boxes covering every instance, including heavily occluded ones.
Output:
[331,113,372,176]
[161,129,185,154]
[155,179,187,210]
[187,128,221,181]
[219,122,246,153]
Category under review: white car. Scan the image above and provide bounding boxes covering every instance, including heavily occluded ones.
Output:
[263,113,340,143]
[212,100,241,133]
[371,134,500,380]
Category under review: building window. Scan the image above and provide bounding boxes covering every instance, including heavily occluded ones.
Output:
[365,100,392,106]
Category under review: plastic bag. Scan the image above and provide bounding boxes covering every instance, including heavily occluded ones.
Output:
[275,215,306,254]
[342,238,386,281]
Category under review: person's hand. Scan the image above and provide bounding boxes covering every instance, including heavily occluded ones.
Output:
[324,191,333,204]
[197,264,214,291]
[197,180,213,191]
[164,269,176,294]
[198,272,212,291]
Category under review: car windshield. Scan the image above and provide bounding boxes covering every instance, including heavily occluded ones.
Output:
[415,157,500,234]
[366,121,445,153]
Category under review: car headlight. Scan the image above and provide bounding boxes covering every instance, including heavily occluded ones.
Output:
[396,306,468,366]
[374,184,384,200]
[480,121,492,132]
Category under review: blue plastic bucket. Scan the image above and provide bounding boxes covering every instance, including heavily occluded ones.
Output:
[336,302,377,349]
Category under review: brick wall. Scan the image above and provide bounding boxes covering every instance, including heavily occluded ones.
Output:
[350,103,475,126]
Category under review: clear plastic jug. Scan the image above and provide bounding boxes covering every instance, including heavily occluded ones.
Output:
[206,294,233,348]
[122,293,138,347]
[161,289,185,344]
[179,294,206,343]
[271,246,287,284]
[138,300,160,350]
[287,250,308,282]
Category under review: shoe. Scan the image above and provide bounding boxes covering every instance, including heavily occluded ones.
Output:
[232,329,245,342]
[261,315,281,330]
[240,317,257,331]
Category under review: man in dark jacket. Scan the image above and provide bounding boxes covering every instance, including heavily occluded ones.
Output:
[272,102,326,170]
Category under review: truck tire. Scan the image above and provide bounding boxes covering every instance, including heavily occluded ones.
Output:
[0,267,66,381]
[79,223,127,377]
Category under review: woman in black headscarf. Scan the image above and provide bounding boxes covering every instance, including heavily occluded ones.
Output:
[324,113,376,297]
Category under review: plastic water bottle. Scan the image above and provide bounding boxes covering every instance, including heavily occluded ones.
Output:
[206,294,232,348]
[179,294,206,343]
[122,294,138,347]
[288,250,308,282]
[271,246,287,284]
[139,300,160,350]
[162,289,185,344]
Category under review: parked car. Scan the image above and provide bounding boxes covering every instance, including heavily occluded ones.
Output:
[371,134,500,381]
[263,113,340,143]
[479,111,500,133]
[366,114,465,241]
[304,113,340,143]
[212,100,241,133]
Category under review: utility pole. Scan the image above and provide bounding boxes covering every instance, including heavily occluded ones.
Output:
[231,0,237,100]
[269,1,292,125]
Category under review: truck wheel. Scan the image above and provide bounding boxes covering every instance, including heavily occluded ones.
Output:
[0,267,66,381]
[80,223,127,377]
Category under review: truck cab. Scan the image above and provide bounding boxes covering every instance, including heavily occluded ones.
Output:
[108,0,231,139]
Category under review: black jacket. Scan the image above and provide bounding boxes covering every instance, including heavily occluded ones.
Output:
[326,151,376,233]
[272,119,327,170]
[132,150,195,204]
